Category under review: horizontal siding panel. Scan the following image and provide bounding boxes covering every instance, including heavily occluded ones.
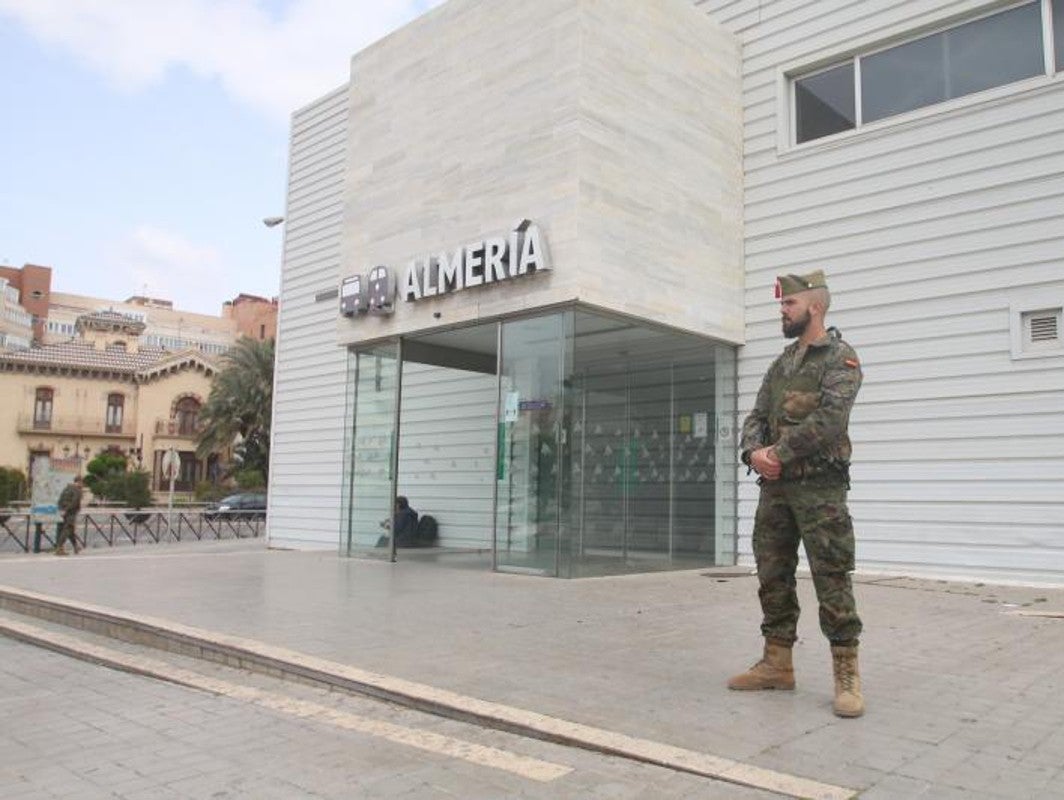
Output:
[738,497,1062,527]
[746,108,1064,207]
[857,543,1064,574]
[708,0,1064,582]
[850,437,1064,461]
[270,85,350,548]
[853,461,1064,482]
[858,521,1064,546]
[746,91,1064,192]
[747,164,1064,242]
[746,183,1064,255]
[747,133,1064,231]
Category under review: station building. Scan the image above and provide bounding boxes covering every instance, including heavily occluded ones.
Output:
[268,0,1064,583]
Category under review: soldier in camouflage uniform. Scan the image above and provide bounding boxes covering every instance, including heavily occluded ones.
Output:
[54,475,83,556]
[728,270,865,718]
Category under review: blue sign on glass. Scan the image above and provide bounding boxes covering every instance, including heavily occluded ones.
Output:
[518,400,552,412]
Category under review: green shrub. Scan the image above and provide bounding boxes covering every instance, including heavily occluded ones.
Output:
[103,470,153,509]
[84,453,128,498]
[193,481,229,502]
[234,468,266,490]
[0,467,28,506]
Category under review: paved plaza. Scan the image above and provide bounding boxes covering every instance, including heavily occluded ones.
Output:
[2,539,1064,798]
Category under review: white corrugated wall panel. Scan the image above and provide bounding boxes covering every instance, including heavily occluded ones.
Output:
[701,0,1064,582]
[397,362,497,550]
[266,85,349,550]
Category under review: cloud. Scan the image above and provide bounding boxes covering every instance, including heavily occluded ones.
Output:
[0,0,444,120]
[116,225,225,311]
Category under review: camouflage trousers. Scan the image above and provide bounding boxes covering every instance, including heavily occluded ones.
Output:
[55,513,78,550]
[752,479,862,645]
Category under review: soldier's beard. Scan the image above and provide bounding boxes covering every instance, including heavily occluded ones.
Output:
[783,311,810,339]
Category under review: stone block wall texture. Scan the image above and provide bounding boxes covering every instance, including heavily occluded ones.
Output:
[338,0,743,346]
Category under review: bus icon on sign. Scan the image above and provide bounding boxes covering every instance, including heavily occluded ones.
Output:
[339,268,395,318]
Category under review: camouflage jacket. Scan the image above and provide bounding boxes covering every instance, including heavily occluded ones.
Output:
[57,483,83,516]
[740,329,862,482]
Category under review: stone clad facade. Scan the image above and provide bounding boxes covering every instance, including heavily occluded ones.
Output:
[338,0,743,347]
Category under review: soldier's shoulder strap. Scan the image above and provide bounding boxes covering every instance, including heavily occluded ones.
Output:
[826,327,861,369]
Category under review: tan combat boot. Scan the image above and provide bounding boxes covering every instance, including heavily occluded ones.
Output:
[830,645,864,718]
[53,546,68,556]
[728,638,795,690]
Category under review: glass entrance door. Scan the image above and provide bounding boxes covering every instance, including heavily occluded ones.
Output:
[343,342,401,558]
[494,314,568,575]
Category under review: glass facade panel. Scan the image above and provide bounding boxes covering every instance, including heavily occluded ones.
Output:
[494,314,568,575]
[342,342,401,558]
[862,35,946,123]
[562,311,737,577]
[862,2,1043,123]
[795,62,855,144]
[340,310,738,577]
[945,2,1043,97]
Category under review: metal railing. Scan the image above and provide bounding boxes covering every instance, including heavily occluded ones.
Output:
[0,510,264,553]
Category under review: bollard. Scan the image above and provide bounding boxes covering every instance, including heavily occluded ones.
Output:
[33,522,43,553]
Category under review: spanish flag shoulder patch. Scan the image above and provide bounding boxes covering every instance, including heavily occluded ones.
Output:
[844,358,859,369]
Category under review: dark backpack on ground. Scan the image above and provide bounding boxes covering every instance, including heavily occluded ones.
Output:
[415,515,438,547]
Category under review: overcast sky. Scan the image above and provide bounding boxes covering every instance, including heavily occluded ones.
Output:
[0,0,442,315]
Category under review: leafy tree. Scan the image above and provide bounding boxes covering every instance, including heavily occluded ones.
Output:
[84,452,128,498]
[0,467,28,507]
[197,337,274,481]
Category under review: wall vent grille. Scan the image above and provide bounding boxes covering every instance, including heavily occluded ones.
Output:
[1022,308,1062,353]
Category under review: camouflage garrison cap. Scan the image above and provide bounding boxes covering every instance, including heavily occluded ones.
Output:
[775,270,827,298]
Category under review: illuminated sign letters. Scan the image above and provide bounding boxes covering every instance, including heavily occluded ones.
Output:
[339,220,549,320]
[401,219,550,302]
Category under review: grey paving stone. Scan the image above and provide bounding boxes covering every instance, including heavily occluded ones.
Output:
[3,539,1064,799]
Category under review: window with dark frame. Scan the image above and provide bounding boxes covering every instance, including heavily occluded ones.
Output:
[175,397,201,436]
[794,0,1054,144]
[795,62,856,144]
[33,387,53,429]
[106,393,124,433]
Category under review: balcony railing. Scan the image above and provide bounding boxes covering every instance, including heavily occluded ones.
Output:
[16,414,135,438]
[154,417,205,438]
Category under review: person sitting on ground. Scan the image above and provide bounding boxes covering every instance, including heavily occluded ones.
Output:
[376,495,419,548]
[392,496,419,548]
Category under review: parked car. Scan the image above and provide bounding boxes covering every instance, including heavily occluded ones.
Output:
[204,493,267,521]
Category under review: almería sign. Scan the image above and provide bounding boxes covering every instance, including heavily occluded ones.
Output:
[402,219,550,302]
[340,220,549,318]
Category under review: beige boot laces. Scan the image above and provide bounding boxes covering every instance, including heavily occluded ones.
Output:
[834,655,856,692]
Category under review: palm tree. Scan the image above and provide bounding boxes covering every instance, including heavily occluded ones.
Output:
[197,337,275,480]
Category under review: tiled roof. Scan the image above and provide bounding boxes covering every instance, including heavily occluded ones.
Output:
[0,341,197,373]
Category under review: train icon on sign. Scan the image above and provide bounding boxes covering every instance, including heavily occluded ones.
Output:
[340,267,395,318]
